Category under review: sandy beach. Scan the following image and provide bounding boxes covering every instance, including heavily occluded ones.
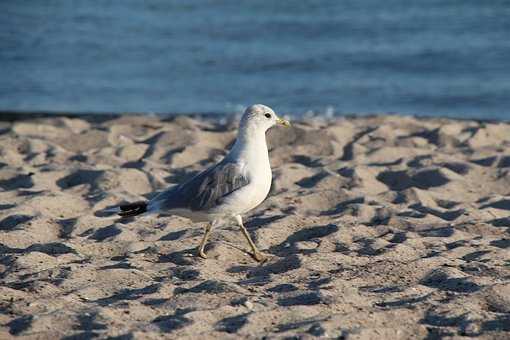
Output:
[0,113,509,339]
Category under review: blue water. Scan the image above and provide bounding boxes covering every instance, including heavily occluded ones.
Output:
[1,1,509,120]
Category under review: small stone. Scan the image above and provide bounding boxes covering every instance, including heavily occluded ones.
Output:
[243,300,254,310]
[308,323,326,336]
[295,241,319,251]
[127,241,150,253]
[460,320,481,337]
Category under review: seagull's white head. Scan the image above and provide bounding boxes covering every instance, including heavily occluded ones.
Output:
[239,104,290,133]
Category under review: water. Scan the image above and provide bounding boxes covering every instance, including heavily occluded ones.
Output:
[1,0,509,120]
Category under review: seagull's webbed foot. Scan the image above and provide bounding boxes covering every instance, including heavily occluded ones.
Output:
[252,251,267,263]
[198,247,208,259]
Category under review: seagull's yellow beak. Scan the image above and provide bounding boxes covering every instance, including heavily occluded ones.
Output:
[276,116,291,127]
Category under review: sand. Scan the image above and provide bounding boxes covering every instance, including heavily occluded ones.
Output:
[0,113,509,339]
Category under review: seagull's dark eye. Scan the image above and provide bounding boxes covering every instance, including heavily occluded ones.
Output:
[264,113,272,119]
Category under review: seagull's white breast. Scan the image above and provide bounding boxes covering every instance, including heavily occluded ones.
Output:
[212,130,272,216]
[242,150,272,212]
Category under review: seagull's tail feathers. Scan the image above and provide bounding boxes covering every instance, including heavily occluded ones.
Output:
[118,201,148,217]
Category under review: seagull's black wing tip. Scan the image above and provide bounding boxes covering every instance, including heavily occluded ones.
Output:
[118,201,148,217]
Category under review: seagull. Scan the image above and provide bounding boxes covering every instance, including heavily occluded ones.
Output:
[117,104,290,261]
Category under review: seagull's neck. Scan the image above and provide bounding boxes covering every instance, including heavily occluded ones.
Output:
[229,127,269,163]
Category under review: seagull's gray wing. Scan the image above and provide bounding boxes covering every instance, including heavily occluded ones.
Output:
[151,159,250,212]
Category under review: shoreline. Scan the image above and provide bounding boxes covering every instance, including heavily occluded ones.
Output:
[0,110,508,124]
